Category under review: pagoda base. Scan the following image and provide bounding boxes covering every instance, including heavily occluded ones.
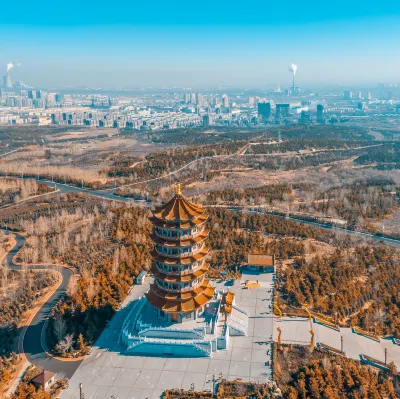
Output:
[120,293,249,358]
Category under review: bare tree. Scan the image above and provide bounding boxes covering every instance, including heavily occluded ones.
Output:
[53,314,67,342]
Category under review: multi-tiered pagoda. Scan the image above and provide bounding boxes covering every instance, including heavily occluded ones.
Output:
[146,185,215,323]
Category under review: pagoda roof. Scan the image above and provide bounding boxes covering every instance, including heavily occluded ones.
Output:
[148,279,214,301]
[151,246,209,265]
[150,229,209,247]
[152,189,206,222]
[149,214,208,229]
[146,283,215,313]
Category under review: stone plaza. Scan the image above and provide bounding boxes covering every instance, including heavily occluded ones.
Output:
[60,271,275,399]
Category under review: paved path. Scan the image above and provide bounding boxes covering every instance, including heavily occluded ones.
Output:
[273,317,400,369]
[2,231,82,379]
[61,272,275,399]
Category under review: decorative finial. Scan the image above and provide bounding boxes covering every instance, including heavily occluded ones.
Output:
[176,183,182,196]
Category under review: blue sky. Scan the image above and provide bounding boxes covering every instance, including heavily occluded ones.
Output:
[1,0,400,88]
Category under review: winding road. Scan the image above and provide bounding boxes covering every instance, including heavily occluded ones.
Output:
[3,231,82,379]
[1,142,399,387]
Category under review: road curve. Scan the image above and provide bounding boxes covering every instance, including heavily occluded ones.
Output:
[3,230,82,379]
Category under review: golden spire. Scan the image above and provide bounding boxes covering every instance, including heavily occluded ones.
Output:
[176,183,182,196]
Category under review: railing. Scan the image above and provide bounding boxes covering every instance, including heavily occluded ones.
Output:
[138,326,206,340]
[313,317,340,332]
[352,327,380,342]
[232,304,249,316]
[154,246,201,259]
[316,342,345,356]
[154,278,203,293]
[154,262,202,276]
[360,354,389,371]
[154,228,204,241]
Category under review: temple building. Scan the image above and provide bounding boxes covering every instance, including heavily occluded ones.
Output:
[120,186,249,357]
[146,184,215,323]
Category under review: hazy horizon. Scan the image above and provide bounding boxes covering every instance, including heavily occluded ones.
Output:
[1,0,400,88]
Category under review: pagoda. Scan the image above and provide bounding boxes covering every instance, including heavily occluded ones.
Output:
[146,184,215,323]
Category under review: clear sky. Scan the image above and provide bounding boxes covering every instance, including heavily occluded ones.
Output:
[1,0,400,88]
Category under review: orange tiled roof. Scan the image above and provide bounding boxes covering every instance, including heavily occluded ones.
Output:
[150,246,209,265]
[146,285,215,313]
[149,215,208,229]
[152,193,206,222]
[150,229,209,247]
[248,254,275,267]
[152,263,209,283]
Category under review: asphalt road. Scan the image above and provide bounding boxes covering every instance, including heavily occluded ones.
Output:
[3,231,82,379]
[33,179,400,248]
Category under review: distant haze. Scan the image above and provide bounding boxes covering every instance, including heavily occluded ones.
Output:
[1,1,400,88]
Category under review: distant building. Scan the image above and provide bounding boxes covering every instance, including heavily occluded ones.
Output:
[3,75,12,88]
[317,104,325,123]
[357,102,364,110]
[32,371,56,392]
[247,254,275,273]
[248,97,255,107]
[344,90,353,100]
[28,90,36,99]
[300,110,311,124]
[275,104,290,120]
[196,93,204,105]
[257,102,271,122]
[382,91,393,101]
[222,94,229,107]
[365,92,372,100]
[202,114,210,127]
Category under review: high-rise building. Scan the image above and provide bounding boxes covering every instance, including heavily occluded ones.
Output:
[257,102,271,122]
[55,93,64,104]
[0,88,3,98]
[196,93,204,105]
[300,110,311,124]
[357,102,364,110]
[222,94,229,108]
[275,104,290,120]
[344,91,353,100]
[317,104,325,123]
[202,114,210,127]
[184,93,191,103]
[365,92,372,100]
[146,184,215,323]
[248,97,255,107]
[28,90,37,100]
[190,93,197,104]
[3,75,12,88]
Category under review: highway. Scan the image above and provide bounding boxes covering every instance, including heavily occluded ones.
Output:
[32,179,400,248]
[3,231,82,379]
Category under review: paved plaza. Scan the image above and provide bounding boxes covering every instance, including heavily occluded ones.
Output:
[61,272,275,399]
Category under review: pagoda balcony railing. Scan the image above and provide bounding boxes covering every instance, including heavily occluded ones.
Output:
[154,227,204,241]
[155,279,202,293]
[154,262,203,276]
[154,245,204,259]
